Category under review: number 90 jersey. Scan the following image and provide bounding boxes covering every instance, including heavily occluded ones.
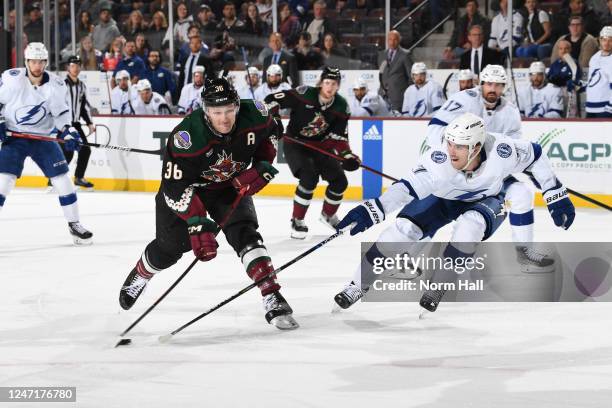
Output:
[426,88,522,147]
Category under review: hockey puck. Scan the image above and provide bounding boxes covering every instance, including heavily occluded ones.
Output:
[114,338,132,347]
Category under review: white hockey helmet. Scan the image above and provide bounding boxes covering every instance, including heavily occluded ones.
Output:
[115,70,130,80]
[267,64,283,78]
[528,61,546,75]
[246,66,259,76]
[24,42,49,61]
[352,78,368,90]
[444,113,486,170]
[479,64,507,84]
[411,62,427,75]
[458,69,474,81]
[136,79,152,92]
[192,65,205,74]
[600,26,612,38]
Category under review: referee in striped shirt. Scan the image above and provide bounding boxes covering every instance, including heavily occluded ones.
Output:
[64,55,95,189]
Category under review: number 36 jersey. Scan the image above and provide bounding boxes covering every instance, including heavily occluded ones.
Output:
[426,88,522,147]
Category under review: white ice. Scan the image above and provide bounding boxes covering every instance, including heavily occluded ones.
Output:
[1,189,611,408]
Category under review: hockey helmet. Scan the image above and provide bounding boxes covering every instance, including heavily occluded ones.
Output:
[116,70,130,80]
[479,64,507,84]
[201,77,239,109]
[352,78,368,90]
[192,65,205,74]
[320,66,341,84]
[444,112,486,170]
[458,69,474,81]
[411,62,427,75]
[528,61,546,75]
[600,26,612,38]
[266,64,283,78]
[24,42,49,69]
[136,79,152,92]
[247,66,259,76]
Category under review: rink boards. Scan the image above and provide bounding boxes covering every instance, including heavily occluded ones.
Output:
[13,116,612,208]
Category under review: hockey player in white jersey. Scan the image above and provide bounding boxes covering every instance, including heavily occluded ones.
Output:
[253,64,291,101]
[237,67,261,100]
[133,79,172,115]
[333,113,575,312]
[518,61,564,118]
[177,65,204,114]
[427,64,549,272]
[0,42,93,244]
[349,79,391,117]
[457,69,475,92]
[401,62,445,117]
[586,26,612,118]
[110,70,136,115]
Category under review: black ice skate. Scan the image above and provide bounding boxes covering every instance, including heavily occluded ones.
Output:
[263,291,299,330]
[515,246,555,273]
[119,264,152,310]
[68,221,93,245]
[290,218,308,240]
[319,212,340,230]
[75,178,94,189]
[333,281,364,311]
[419,289,446,314]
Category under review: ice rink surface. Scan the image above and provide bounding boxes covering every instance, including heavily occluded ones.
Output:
[1,189,611,408]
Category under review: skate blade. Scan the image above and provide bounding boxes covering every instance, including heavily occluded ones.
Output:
[419,309,431,320]
[270,315,299,330]
[290,231,307,240]
[331,302,343,314]
[76,186,95,192]
[72,236,93,246]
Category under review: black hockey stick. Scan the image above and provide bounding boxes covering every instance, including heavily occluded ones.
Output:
[442,72,453,100]
[158,229,345,342]
[114,186,249,347]
[8,130,162,156]
[241,46,256,99]
[284,136,399,182]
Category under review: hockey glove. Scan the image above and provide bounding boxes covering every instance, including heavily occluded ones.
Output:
[187,216,219,261]
[336,199,385,236]
[59,126,82,152]
[232,161,279,195]
[0,116,6,142]
[341,151,361,172]
[543,185,575,230]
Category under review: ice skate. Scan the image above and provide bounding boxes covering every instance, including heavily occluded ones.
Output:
[333,281,364,312]
[68,221,93,245]
[515,246,555,273]
[419,289,446,315]
[119,264,152,310]
[263,291,299,330]
[290,218,308,240]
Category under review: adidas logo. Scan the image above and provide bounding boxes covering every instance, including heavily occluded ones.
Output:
[363,125,382,141]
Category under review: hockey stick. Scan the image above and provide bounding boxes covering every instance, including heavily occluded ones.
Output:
[442,72,453,100]
[115,186,249,347]
[240,46,256,99]
[158,229,345,342]
[563,53,579,118]
[284,136,399,182]
[7,131,162,156]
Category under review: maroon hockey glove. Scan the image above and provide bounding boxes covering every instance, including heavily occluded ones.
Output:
[187,216,219,261]
[232,161,279,195]
[341,151,361,172]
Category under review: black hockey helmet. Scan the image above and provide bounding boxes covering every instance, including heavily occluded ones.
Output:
[67,55,82,65]
[320,66,341,84]
[201,77,239,109]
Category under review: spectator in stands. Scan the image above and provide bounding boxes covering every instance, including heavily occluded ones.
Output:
[401,62,445,117]
[460,25,504,77]
[134,33,149,59]
[321,33,349,68]
[217,1,246,34]
[346,0,375,14]
[103,36,125,72]
[293,31,324,70]
[149,0,170,16]
[208,31,238,71]
[244,2,269,36]
[586,26,612,117]
[303,0,338,48]
[603,0,612,27]
[197,5,217,34]
[179,26,210,62]
[458,69,476,91]
[146,11,169,53]
[113,40,146,85]
[548,39,582,90]
[551,16,599,67]
[79,35,103,71]
[279,2,302,49]
[178,34,215,90]
[257,0,274,26]
[444,0,490,60]
[24,3,43,43]
[142,50,177,100]
[56,3,72,49]
[122,10,147,41]
[489,0,524,57]
[77,11,94,42]
[174,2,195,45]
[377,30,413,112]
[516,0,553,60]
[79,0,105,25]
[553,0,601,40]
[238,67,262,99]
[263,32,299,86]
[133,79,172,115]
[518,61,564,118]
[93,3,121,52]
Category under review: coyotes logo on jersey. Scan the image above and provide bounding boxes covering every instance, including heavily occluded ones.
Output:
[300,112,329,138]
[201,151,246,183]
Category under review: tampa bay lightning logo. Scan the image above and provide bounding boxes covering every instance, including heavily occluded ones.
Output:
[412,99,426,117]
[496,143,512,158]
[431,151,447,163]
[454,188,488,200]
[15,102,47,126]
[588,69,602,88]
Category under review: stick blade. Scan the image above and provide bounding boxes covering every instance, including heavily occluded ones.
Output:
[114,338,132,348]
[158,334,173,344]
